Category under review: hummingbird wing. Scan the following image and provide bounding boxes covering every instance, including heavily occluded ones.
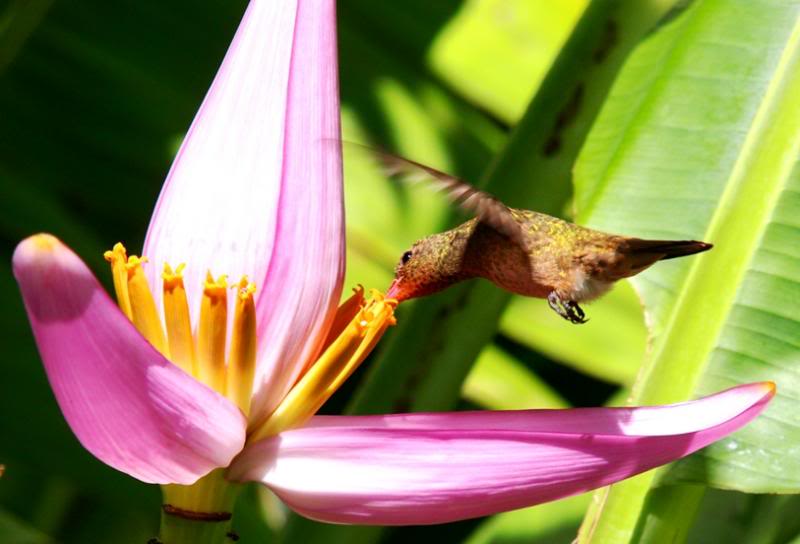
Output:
[350,143,529,251]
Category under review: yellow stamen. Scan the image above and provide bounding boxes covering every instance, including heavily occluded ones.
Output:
[250,290,396,441]
[318,285,365,355]
[126,255,169,357]
[103,243,133,320]
[226,277,257,416]
[105,241,395,433]
[197,272,228,393]
[162,263,196,375]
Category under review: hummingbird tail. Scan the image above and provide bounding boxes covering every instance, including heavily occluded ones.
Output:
[624,239,714,260]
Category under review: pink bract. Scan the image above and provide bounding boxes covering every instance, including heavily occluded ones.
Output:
[228,382,774,525]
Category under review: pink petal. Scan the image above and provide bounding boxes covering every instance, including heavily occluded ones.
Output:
[144,1,294,318]
[248,0,344,422]
[228,383,773,525]
[142,0,344,424]
[144,2,294,315]
[13,235,247,485]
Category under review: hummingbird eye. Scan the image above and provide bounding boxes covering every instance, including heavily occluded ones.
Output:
[401,250,412,265]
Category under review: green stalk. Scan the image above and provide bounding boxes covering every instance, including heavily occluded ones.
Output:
[158,469,241,544]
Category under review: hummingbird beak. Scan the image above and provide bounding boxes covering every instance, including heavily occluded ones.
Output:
[386,279,401,301]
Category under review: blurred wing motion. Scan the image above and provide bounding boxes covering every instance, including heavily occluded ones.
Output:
[347,142,529,250]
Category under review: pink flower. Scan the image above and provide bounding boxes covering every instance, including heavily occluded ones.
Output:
[12,0,774,527]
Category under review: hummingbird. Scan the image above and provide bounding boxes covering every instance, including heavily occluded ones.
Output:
[373,148,713,324]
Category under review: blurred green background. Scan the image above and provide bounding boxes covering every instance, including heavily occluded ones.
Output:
[2,1,799,543]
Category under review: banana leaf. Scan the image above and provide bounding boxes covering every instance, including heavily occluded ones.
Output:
[572,0,800,541]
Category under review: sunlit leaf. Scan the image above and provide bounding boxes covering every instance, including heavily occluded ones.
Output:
[466,493,590,544]
[338,16,507,296]
[462,345,569,410]
[574,0,800,540]
[429,0,587,123]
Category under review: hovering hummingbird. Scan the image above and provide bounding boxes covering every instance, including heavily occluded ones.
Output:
[373,148,713,324]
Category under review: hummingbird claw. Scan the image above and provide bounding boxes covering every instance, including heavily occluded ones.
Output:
[565,300,588,324]
[547,292,588,324]
[567,300,585,319]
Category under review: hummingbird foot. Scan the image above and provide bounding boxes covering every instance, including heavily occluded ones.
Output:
[564,300,589,325]
[547,292,588,324]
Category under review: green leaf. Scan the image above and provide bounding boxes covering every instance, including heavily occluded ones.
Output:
[573,0,800,540]
[0,509,54,544]
[0,0,53,75]
[628,485,706,544]
[428,0,587,123]
[278,516,381,544]
[500,281,646,386]
[462,345,569,410]
[678,488,800,544]
[465,493,590,544]
[338,13,508,296]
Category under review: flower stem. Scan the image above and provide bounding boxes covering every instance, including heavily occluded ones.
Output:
[158,469,241,544]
